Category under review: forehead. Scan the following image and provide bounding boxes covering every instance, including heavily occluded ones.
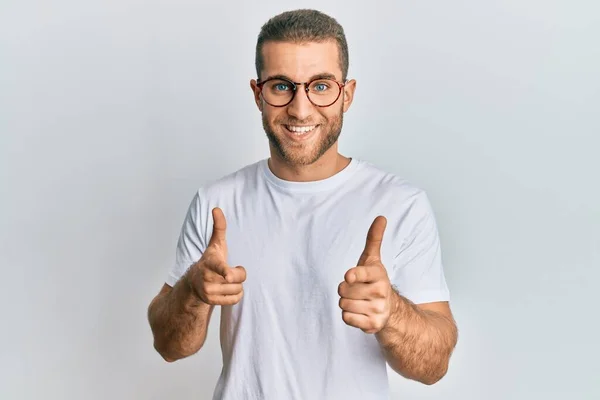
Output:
[260,40,341,81]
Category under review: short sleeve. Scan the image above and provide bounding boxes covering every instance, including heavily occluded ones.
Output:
[166,190,207,287]
[390,192,450,304]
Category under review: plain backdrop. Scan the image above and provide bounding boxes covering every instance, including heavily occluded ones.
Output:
[1,0,599,399]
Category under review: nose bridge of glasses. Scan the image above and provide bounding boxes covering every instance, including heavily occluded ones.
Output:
[291,81,311,92]
[290,82,312,107]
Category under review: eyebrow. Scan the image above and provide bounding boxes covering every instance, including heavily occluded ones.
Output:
[261,72,339,82]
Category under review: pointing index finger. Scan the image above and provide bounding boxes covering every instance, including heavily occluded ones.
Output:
[361,215,387,259]
[208,207,227,247]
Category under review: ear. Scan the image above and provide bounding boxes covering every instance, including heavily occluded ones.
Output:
[250,79,263,112]
[342,79,357,113]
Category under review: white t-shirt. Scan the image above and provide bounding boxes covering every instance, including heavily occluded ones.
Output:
[167,157,450,400]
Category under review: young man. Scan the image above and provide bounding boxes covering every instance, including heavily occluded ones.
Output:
[148,9,458,400]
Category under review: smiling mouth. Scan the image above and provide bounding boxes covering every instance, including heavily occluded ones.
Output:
[284,124,318,135]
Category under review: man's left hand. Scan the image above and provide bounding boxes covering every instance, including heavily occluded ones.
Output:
[338,216,394,334]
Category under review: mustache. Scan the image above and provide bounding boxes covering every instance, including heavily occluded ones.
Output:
[275,118,320,126]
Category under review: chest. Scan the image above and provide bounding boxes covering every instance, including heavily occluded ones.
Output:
[224,210,396,301]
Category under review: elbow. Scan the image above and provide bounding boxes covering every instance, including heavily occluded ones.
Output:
[153,340,179,363]
[419,333,457,385]
[153,340,194,363]
[420,371,446,386]
[152,334,204,363]
[418,361,449,386]
[389,355,450,385]
[152,335,177,362]
[149,324,179,362]
[148,319,200,363]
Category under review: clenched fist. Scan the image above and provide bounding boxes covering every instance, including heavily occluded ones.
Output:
[186,207,246,306]
[338,216,393,334]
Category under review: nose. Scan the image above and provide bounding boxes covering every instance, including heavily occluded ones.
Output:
[286,84,314,121]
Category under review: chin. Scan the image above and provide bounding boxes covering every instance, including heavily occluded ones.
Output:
[264,118,340,166]
[278,147,318,165]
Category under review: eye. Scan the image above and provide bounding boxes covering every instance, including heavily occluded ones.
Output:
[274,83,290,91]
[268,80,293,92]
[310,80,332,92]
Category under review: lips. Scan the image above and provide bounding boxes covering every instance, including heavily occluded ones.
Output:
[285,124,317,134]
[283,124,319,141]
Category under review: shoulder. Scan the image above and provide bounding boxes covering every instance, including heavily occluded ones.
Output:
[179,159,264,234]
[194,159,264,200]
[180,159,263,223]
[355,160,441,249]
[354,159,429,206]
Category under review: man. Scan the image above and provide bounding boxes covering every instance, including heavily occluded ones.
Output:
[148,9,458,400]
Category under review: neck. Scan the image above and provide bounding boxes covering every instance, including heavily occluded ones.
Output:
[267,147,351,182]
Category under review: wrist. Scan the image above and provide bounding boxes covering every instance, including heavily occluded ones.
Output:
[182,268,205,306]
[380,288,404,335]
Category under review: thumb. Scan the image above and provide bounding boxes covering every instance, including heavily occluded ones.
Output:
[208,207,227,249]
[359,215,387,262]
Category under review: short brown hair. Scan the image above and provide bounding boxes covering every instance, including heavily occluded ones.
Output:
[255,9,349,81]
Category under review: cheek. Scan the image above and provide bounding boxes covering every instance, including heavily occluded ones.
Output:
[322,102,344,120]
[321,111,334,121]
[319,110,338,124]
[268,109,289,125]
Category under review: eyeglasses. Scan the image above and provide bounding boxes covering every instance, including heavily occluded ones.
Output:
[256,77,346,108]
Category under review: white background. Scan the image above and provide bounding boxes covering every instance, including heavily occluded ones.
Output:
[1,1,599,399]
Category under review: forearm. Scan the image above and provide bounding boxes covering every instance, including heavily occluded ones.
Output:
[148,273,214,362]
[375,290,458,385]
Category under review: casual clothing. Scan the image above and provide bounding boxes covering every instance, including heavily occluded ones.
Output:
[167,157,450,400]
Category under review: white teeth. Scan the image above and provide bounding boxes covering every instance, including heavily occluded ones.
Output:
[287,125,316,134]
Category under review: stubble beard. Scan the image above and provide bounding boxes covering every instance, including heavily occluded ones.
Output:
[262,108,344,167]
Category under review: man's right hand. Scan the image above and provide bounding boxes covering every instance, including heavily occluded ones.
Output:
[186,207,246,306]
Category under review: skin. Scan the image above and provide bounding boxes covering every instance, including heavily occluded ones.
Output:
[250,40,356,182]
[147,39,458,385]
[338,215,458,385]
[147,207,245,362]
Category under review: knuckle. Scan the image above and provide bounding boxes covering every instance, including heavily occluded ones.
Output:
[373,284,387,298]
[372,301,385,314]
[220,296,232,305]
[203,295,216,305]
[228,294,242,305]
[342,311,353,325]
[230,284,241,295]
[368,320,377,332]
[201,282,213,295]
